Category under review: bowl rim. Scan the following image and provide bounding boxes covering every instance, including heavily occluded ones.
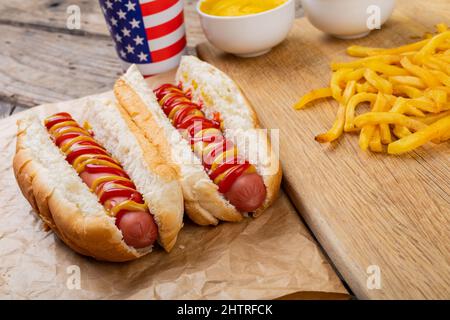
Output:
[196,0,294,20]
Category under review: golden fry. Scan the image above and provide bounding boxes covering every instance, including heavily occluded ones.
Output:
[342,80,357,105]
[374,94,392,144]
[345,93,377,132]
[442,103,450,111]
[414,31,450,63]
[438,54,450,61]
[294,87,332,110]
[393,85,423,98]
[425,88,447,110]
[388,116,450,154]
[400,56,441,87]
[369,127,383,152]
[391,98,426,117]
[435,86,450,94]
[346,39,429,57]
[429,69,450,86]
[441,130,450,142]
[315,104,346,143]
[330,55,401,70]
[413,110,450,125]
[436,23,448,33]
[331,68,352,101]
[356,82,378,93]
[406,97,439,113]
[389,98,417,138]
[392,125,412,139]
[424,56,450,74]
[359,125,375,150]
[315,81,356,143]
[389,76,427,89]
[423,32,434,39]
[380,125,392,144]
[358,93,384,150]
[363,61,410,76]
[342,68,365,82]
[364,69,393,94]
[374,92,389,111]
[354,112,427,132]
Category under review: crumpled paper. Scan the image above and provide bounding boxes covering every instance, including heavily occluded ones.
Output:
[0,91,346,299]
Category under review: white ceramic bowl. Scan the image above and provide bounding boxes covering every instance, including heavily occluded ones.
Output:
[197,0,295,57]
[301,0,395,39]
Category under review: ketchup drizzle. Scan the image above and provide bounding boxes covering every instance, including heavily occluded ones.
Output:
[153,84,256,194]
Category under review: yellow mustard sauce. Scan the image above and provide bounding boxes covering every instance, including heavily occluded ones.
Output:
[200,0,287,17]
[110,200,148,217]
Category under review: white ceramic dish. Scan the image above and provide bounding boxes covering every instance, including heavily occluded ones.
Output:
[196,0,295,57]
[301,0,395,39]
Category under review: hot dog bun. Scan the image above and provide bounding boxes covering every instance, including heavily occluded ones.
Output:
[114,56,282,225]
[13,98,184,262]
[176,56,282,217]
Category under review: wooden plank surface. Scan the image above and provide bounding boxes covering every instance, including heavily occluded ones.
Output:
[0,24,122,107]
[197,1,450,299]
[0,0,108,36]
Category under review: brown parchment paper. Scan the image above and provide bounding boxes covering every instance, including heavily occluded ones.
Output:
[0,92,347,299]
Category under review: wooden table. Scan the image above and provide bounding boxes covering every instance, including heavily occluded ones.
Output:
[0,0,303,118]
[195,0,450,300]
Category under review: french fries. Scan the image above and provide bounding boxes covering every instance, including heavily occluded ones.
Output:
[294,23,450,154]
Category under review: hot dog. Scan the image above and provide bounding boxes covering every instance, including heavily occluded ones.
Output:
[45,112,157,249]
[114,56,282,226]
[13,99,184,262]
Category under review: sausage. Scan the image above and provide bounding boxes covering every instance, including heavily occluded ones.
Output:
[116,211,158,248]
[225,173,267,212]
[80,171,157,248]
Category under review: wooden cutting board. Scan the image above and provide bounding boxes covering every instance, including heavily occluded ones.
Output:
[197,0,450,299]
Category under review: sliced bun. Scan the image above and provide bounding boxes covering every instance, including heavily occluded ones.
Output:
[176,56,282,216]
[115,57,281,222]
[115,66,242,226]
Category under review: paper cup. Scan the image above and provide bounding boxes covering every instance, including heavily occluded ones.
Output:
[99,0,187,76]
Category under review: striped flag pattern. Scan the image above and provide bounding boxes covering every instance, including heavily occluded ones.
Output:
[99,0,187,75]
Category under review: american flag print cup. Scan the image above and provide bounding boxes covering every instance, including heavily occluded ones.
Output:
[99,0,187,76]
